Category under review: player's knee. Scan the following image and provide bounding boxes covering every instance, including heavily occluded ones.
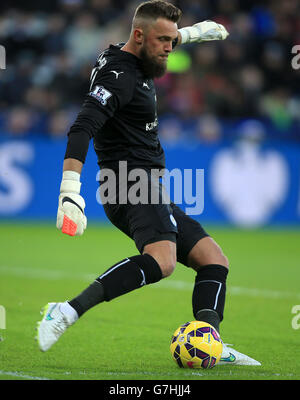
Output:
[146,253,176,277]
[144,253,176,278]
[160,258,176,278]
[143,240,177,278]
[204,253,229,270]
[220,253,229,269]
[209,247,229,269]
[188,237,229,271]
[191,252,229,272]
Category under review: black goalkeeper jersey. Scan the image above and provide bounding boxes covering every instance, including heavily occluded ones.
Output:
[65,43,166,171]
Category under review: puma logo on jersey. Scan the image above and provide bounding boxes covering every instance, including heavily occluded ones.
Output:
[110,70,124,79]
[143,81,150,90]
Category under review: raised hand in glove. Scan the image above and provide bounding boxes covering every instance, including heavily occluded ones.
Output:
[56,171,87,236]
[179,20,229,44]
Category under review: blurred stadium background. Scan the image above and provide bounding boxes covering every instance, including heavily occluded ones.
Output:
[0,0,300,226]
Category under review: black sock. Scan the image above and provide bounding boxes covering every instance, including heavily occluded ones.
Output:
[69,254,162,317]
[192,264,228,332]
[98,254,162,301]
[69,280,105,317]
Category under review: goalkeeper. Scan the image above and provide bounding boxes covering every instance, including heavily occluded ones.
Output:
[37,0,259,366]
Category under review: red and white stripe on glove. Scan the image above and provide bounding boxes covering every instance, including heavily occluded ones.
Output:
[56,171,87,236]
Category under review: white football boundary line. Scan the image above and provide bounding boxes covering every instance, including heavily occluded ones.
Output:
[0,370,50,380]
[1,265,300,301]
[0,369,298,380]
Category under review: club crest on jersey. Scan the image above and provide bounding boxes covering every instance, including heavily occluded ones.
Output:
[90,85,112,106]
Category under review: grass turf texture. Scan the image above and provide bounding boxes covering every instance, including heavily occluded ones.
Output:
[0,222,299,380]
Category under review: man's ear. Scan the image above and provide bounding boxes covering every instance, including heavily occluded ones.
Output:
[133,28,144,45]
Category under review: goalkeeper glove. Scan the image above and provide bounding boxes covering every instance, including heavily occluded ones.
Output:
[56,171,87,236]
[178,20,229,44]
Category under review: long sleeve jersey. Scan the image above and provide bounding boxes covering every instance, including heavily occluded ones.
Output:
[65,43,168,171]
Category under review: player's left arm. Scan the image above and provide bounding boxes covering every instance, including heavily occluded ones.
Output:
[174,20,229,47]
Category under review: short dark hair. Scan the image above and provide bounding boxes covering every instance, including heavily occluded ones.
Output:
[134,1,182,24]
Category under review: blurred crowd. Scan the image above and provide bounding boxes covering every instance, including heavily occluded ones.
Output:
[0,0,300,143]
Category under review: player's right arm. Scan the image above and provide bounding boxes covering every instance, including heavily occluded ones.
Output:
[56,57,135,236]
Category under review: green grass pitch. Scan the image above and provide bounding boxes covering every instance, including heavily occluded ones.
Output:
[0,222,299,380]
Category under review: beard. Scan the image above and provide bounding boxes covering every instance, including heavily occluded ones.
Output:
[140,46,168,79]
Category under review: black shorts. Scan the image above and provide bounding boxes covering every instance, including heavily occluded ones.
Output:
[102,171,209,267]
